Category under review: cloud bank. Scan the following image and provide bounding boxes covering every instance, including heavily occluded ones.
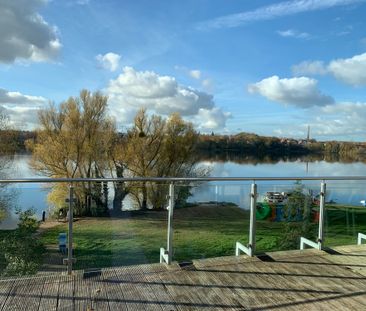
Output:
[292,52,366,86]
[274,102,366,139]
[106,67,230,130]
[0,88,48,129]
[0,0,61,64]
[248,76,334,108]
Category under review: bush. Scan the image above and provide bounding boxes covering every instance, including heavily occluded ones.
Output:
[0,209,44,276]
[277,182,317,250]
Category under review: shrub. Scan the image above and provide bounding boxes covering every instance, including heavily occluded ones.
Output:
[277,182,317,250]
[0,209,44,276]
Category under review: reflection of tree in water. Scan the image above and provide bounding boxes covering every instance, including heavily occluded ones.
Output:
[0,113,17,223]
[197,151,366,165]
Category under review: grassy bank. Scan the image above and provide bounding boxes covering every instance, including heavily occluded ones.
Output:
[39,204,366,270]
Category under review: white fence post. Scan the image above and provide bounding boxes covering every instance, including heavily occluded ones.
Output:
[236,183,257,257]
[67,184,74,275]
[318,182,326,250]
[160,183,175,264]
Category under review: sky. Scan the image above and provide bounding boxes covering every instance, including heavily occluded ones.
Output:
[1,0,366,141]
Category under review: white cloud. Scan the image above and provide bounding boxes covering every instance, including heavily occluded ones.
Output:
[0,89,46,107]
[189,70,201,79]
[248,76,334,108]
[195,108,232,131]
[0,88,48,129]
[106,67,230,130]
[292,61,328,76]
[277,29,310,39]
[292,52,366,86]
[312,102,366,138]
[0,0,61,63]
[197,0,366,30]
[96,52,121,72]
[328,53,366,86]
[272,101,366,140]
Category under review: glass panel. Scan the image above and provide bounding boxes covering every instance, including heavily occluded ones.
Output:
[255,180,320,253]
[324,180,366,248]
[0,182,64,278]
[42,181,168,271]
[173,182,251,262]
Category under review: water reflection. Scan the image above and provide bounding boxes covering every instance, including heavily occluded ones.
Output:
[199,151,366,165]
[1,154,366,229]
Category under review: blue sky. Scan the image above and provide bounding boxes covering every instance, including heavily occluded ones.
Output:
[1,0,366,141]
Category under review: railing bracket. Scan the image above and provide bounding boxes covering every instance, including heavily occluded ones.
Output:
[357,233,366,245]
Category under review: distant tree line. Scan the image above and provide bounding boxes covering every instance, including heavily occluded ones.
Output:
[9,129,366,160]
[197,133,366,159]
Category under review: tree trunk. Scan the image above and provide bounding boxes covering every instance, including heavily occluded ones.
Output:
[113,183,127,212]
[112,164,127,213]
[141,182,148,210]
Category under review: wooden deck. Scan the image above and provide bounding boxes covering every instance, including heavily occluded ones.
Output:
[1,244,366,310]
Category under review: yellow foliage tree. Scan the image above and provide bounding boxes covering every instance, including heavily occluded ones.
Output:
[27,90,116,215]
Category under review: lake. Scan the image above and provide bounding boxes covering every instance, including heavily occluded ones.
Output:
[2,154,366,229]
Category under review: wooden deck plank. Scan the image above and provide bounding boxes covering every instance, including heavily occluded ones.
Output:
[56,276,74,310]
[113,264,168,311]
[0,280,14,310]
[1,276,44,311]
[157,266,242,310]
[0,244,366,310]
[38,275,60,311]
[73,272,92,311]
[116,265,164,311]
[157,270,210,310]
[132,264,178,311]
[187,268,245,310]
[101,268,128,310]
[20,277,45,311]
[86,273,110,311]
[110,266,145,311]
[1,278,26,311]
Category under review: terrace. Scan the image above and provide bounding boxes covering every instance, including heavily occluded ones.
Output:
[1,176,366,310]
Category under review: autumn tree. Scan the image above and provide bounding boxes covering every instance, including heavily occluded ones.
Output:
[122,109,165,210]
[27,90,116,216]
[123,109,204,210]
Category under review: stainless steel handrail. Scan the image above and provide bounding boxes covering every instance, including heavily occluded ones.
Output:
[1,176,366,183]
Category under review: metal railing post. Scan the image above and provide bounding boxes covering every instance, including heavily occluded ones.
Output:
[236,183,257,257]
[318,182,326,250]
[160,182,175,264]
[249,183,257,256]
[67,184,74,275]
[167,183,175,264]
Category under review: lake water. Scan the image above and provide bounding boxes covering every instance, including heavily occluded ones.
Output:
[2,154,366,229]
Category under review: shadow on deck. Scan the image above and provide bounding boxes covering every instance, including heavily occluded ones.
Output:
[1,244,366,310]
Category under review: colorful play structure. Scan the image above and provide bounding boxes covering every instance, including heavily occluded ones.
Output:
[256,191,320,222]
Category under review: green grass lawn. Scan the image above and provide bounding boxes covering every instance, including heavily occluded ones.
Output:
[39,204,366,270]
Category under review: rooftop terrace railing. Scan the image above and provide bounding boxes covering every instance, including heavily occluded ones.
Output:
[1,176,366,276]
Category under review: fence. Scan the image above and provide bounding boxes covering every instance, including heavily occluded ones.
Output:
[1,176,366,275]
